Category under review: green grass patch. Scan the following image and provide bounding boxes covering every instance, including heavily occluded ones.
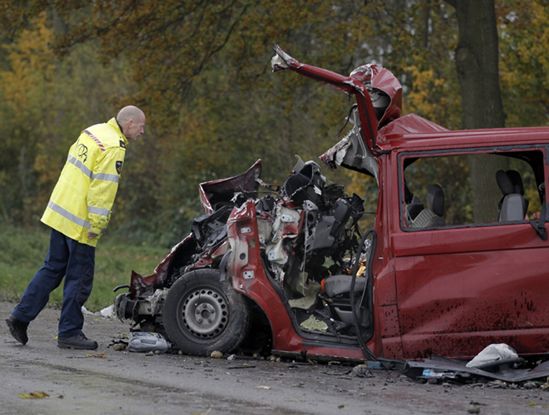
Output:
[0,223,168,311]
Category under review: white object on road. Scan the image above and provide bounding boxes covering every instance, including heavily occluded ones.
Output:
[81,304,115,318]
[466,343,519,368]
[99,304,115,318]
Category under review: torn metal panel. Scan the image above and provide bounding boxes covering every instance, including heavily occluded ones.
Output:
[265,204,302,273]
[271,45,379,153]
[319,108,379,180]
[199,159,262,214]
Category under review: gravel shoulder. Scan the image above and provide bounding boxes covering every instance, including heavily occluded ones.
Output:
[1,301,548,415]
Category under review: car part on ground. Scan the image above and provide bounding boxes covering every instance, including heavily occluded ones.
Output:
[127,332,170,353]
[405,355,549,383]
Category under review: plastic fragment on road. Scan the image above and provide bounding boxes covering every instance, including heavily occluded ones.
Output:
[127,332,170,353]
[466,343,520,368]
[421,368,465,381]
[18,391,49,399]
[99,304,115,318]
[80,304,115,318]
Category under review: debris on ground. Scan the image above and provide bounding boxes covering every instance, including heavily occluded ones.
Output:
[350,364,373,378]
[85,352,107,359]
[108,334,129,351]
[81,305,115,318]
[111,342,127,351]
[99,304,115,318]
[18,391,49,399]
[466,405,480,414]
[227,364,256,370]
[127,332,170,353]
[404,354,549,385]
[210,351,223,359]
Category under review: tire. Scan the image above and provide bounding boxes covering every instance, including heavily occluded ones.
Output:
[163,269,250,356]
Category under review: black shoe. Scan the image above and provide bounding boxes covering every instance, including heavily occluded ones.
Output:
[58,333,98,350]
[6,315,29,345]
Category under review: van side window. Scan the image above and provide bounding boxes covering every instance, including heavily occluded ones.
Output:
[401,150,545,229]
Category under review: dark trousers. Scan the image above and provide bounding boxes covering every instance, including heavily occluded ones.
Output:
[12,228,95,338]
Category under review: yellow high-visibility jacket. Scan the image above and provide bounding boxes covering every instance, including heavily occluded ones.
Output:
[41,118,128,247]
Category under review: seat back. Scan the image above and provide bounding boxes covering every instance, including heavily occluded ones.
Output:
[500,194,525,221]
[496,170,526,221]
[507,169,529,214]
[411,184,445,228]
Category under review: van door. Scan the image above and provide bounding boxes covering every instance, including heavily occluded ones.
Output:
[392,146,549,358]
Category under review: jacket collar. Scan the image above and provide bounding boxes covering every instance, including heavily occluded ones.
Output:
[107,117,128,145]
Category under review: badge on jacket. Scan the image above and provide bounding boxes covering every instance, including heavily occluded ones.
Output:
[119,140,126,149]
[116,161,123,174]
[77,144,88,162]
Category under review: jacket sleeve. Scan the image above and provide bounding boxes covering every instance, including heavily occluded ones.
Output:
[87,146,125,235]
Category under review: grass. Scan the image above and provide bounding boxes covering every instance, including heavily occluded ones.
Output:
[0,223,169,311]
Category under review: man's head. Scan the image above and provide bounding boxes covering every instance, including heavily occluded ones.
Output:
[116,105,146,141]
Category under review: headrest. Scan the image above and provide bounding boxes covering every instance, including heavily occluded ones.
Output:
[506,170,524,195]
[496,170,514,195]
[426,184,444,217]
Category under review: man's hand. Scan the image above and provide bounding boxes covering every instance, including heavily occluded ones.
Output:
[88,232,99,239]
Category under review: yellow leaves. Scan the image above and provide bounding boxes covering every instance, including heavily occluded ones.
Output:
[404,64,459,129]
[18,391,50,399]
[1,13,55,119]
[3,12,54,72]
[497,0,548,126]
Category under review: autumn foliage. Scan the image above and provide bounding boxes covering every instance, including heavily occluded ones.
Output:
[0,1,546,244]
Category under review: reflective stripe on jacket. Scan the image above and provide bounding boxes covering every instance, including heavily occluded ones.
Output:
[41,118,128,247]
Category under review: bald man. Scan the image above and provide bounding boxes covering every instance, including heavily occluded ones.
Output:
[6,106,146,350]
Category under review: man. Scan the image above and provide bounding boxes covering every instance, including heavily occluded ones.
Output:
[5,105,146,350]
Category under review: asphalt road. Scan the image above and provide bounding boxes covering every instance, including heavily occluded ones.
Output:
[1,301,548,415]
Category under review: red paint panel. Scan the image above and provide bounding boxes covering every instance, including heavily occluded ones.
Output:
[393,224,549,358]
[401,329,549,360]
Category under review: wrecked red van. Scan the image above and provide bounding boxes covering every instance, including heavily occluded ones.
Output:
[115,46,549,361]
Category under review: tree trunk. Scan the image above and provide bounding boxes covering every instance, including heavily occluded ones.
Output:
[452,0,505,128]
[447,0,507,222]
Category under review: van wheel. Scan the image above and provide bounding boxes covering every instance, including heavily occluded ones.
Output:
[163,269,249,356]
